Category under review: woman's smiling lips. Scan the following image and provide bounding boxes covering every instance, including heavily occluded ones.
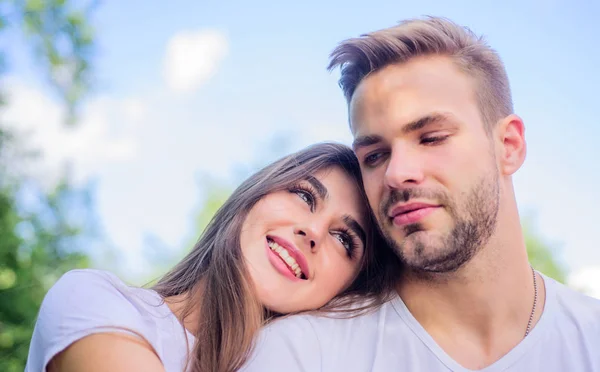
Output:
[265,235,310,281]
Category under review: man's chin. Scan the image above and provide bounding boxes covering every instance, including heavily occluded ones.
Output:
[394,230,445,259]
[389,225,436,243]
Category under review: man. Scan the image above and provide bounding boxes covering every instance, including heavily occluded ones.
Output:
[241,16,600,371]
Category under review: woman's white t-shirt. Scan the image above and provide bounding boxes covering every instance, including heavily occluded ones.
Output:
[25,269,194,372]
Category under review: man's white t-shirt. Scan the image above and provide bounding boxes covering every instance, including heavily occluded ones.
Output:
[241,273,600,372]
[25,269,194,372]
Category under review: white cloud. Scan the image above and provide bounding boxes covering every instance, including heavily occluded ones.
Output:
[163,29,228,93]
[122,98,146,124]
[2,79,142,187]
[569,266,600,300]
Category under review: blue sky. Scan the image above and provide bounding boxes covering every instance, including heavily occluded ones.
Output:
[4,0,600,292]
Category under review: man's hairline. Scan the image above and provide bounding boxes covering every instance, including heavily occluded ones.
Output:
[342,53,496,133]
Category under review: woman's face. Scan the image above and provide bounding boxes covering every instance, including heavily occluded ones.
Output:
[240,167,369,313]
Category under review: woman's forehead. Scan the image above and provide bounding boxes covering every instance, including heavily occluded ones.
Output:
[312,168,368,222]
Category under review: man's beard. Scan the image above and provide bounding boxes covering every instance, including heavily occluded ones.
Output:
[379,170,500,275]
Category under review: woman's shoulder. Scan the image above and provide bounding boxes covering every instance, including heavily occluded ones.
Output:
[51,268,124,289]
[50,268,131,290]
[25,269,169,371]
[42,269,149,313]
[36,268,170,334]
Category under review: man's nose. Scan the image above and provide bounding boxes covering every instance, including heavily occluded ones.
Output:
[383,145,425,190]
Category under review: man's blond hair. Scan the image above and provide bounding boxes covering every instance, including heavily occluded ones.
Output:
[328,16,513,128]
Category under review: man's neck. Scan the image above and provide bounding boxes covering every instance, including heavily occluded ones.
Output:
[396,209,546,369]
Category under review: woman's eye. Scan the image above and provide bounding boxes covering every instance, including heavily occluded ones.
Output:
[335,233,351,249]
[296,190,311,204]
[292,189,315,210]
[333,232,355,256]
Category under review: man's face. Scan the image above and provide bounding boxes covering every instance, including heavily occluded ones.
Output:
[350,55,501,274]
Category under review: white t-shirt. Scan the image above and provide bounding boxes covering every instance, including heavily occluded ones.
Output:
[241,273,600,372]
[25,269,194,372]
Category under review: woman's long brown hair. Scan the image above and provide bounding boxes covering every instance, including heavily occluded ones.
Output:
[152,142,400,372]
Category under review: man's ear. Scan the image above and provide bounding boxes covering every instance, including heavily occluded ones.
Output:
[495,114,526,176]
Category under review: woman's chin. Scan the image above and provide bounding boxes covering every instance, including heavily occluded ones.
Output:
[260,296,307,315]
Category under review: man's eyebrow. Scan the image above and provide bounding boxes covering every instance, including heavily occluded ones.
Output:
[343,215,366,248]
[352,135,383,151]
[401,113,452,135]
[306,175,328,200]
[352,112,456,151]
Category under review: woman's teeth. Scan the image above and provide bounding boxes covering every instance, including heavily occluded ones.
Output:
[268,240,304,278]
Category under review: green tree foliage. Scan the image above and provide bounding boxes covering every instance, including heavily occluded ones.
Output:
[524,219,567,283]
[7,0,96,123]
[0,1,97,370]
[193,184,232,238]
[0,179,92,371]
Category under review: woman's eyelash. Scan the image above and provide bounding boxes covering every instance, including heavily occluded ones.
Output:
[288,183,318,211]
[334,227,360,259]
[288,182,360,259]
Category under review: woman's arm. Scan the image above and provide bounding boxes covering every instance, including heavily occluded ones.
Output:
[48,332,165,372]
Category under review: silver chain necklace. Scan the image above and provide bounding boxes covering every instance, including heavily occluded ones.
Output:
[524,265,538,337]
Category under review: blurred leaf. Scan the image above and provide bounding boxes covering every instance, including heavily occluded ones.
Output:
[24,0,44,13]
[66,10,82,26]
[0,268,17,290]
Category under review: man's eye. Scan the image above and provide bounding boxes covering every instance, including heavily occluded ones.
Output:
[363,152,385,167]
[421,135,449,145]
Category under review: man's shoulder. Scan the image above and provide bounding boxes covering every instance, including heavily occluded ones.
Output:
[256,310,373,348]
[268,300,394,339]
[241,315,324,371]
[242,301,399,371]
[547,274,600,329]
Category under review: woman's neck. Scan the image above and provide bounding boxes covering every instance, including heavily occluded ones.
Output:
[164,286,203,335]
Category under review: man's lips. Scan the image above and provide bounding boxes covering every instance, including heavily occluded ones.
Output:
[388,202,441,226]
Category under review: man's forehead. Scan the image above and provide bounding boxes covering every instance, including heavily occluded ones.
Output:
[349,64,478,139]
[348,68,425,135]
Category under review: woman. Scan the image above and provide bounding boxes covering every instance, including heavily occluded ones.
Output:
[26,142,396,372]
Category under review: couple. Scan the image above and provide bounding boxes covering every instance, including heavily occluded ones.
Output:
[26,16,600,372]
